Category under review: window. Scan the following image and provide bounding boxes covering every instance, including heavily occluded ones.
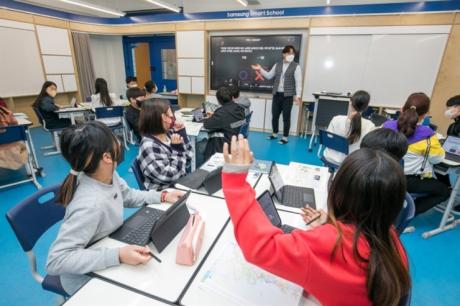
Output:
[161,49,177,80]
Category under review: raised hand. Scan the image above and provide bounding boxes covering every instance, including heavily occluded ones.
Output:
[223,135,254,166]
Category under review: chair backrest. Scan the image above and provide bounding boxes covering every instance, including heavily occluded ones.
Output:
[0,125,27,145]
[95,106,124,119]
[32,107,45,127]
[319,129,349,155]
[394,193,416,234]
[239,111,253,138]
[6,184,65,252]
[131,159,146,190]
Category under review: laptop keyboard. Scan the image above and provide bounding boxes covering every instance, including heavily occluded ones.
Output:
[282,186,307,208]
[121,208,164,245]
[446,152,460,163]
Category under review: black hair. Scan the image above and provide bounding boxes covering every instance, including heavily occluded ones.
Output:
[348,90,371,144]
[139,99,171,135]
[328,148,411,306]
[446,95,460,107]
[95,78,113,107]
[126,76,138,84]
[33,81,57,108]
[282,45,296,54]
[58,121,122,206]
[216,87,232,105]
[126,87,146,107]
[397,92,430,137]
[145,80,157,94]
[361,128,408,161]
[226,82,240,99]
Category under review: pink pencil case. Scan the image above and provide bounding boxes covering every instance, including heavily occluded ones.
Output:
[176,213,205,266]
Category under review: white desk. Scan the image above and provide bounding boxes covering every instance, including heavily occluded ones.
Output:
[175,108,204,171]
[89,192,230,304]
[181,211,320,306]
[56,107,90,125]
[15,116,43,177]
[254,163,330,214]
[64,278,171,306]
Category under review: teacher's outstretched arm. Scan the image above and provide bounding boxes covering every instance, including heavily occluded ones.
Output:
[251,63,276,80]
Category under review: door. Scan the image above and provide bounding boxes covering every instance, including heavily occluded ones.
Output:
[149,36,177,92]
[133,42,151,88]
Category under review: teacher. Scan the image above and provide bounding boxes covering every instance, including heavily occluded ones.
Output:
[252,45,302,144]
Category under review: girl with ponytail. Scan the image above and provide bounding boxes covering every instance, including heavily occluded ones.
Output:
[384,93,449,215]
[323,90,375,165]
[46,121,184,295]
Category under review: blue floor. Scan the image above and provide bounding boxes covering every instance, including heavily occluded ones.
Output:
[1,128,459,305]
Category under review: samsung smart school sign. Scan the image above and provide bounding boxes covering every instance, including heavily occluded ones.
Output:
[226,9,286,19]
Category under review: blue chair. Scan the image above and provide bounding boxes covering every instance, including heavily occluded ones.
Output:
[131,158,146,191]
[395,193,416,235]
[5,184,68,297]
[94,106,129,150]
[239,111,253,138]
[0,125,41,190]
[317,129,349,171]
[33,107,62,156]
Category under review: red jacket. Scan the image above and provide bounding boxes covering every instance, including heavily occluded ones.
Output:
[222,171,408,306]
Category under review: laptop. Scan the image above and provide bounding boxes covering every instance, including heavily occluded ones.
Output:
[110,191,191,252]
[268,164,316,209]
[192,107,205,122]
[257,191,296,234]
[176,167,223,195]
[61,97,77,110]
[203,101,220,114]
[442,136,460,163]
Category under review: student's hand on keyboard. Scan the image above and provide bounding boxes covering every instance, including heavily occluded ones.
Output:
[224,135,254,166]
[301,206,327,228]
[171,134,184,144]
[164,190,186,203]
[119,245,152,265]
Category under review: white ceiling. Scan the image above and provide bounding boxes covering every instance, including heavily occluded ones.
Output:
[15,0,443,18]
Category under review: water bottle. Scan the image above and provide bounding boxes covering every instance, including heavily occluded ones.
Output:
[163,85,167,93]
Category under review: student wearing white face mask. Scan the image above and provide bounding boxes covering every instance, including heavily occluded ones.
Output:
[445,95,460,137]
[32,81,71,129]
[252,45,302,144]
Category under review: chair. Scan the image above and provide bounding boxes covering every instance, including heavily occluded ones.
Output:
[394,193,416,235]
[94,106,129,150]
[0,125,41,190]
[32,107,62,156]
[6,184,68,297]
[302,102,316,139]
[317,129,349,171]
[131,158,146,190]
[239,111,253,138]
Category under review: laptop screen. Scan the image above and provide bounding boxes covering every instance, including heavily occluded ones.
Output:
[443,136,460,156]
[269,164,284,200]
[257,191,282,227]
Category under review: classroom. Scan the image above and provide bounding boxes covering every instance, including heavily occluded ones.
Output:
[1,0,460,305]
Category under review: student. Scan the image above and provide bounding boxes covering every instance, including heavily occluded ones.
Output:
[360,128,408,161]
[46,121,184,296]
[32,81,71,129]
[91,78,121,126]
[222,135,410,306]
[0,105,28,170]
[144,80,158,99]
[227,82,251,116]
[125,87,146,141]
[137,99,193,190]
[323,90,375,165]
[126,76,138,89]
[202,86,245,160]
[383,92,449,215]
[445,95,460,136]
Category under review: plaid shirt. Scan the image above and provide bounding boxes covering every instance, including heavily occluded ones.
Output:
[138,128,193,190]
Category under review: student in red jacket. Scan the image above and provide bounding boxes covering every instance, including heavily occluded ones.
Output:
[222,135,411,306]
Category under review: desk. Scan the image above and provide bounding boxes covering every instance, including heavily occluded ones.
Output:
[175,108,204,171]
[89,192,229,304]
[424,158,460,238]
[64,278,172,306]
[181,211,319,306]
[56,107,91,125]
[254,163,330,214]
[15,117,43,176]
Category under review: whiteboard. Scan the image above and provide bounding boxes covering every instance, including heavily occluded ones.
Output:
[36,25,71,55]
[0,22,45,97]
[303,26,450,107]
[176,31,205,58]
[42,55,75,74]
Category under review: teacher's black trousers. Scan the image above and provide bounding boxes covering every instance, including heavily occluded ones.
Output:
[272,92,293,137]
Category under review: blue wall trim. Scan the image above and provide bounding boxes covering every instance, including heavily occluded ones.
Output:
[0,0,459,25]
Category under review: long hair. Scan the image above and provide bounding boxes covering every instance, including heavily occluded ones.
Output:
[95,78,113,107]
[328,149,411,306]
[58,121,121,206]
[348,90,370,144]
[397,92,430,137]
[33,81,57,108]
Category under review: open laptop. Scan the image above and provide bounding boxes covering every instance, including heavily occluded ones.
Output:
[176,167,222,195]
[442,136,460,163]
[110,191,191,252]
[60,97,77,110]
[257,191,296,234]
[268,164,316,209]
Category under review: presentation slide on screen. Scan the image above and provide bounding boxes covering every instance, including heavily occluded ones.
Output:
[210,35,302,93]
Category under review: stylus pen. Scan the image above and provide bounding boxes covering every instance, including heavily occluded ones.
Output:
[148,251,162,263]
[305,214,321,226]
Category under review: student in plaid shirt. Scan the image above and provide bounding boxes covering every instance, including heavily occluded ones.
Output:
[137,99,193,190]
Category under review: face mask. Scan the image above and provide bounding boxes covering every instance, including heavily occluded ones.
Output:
[445,108,458,119]
[169,116,176,129]
[285,54,295,63]
[135,98,143,108]
[128,83,138,88]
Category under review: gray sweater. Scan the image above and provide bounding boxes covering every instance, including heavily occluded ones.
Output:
[46,172,161,295]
